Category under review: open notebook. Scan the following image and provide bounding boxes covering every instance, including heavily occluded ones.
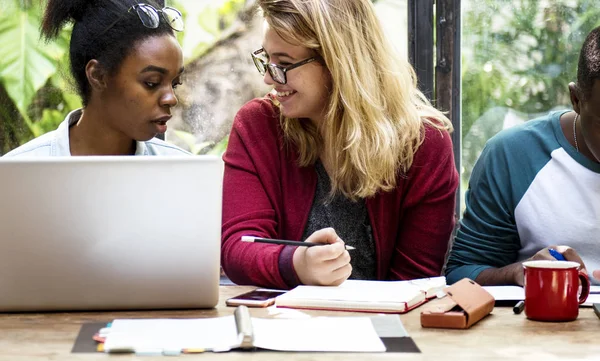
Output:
[275,277,446,314]
[99,306,389,354]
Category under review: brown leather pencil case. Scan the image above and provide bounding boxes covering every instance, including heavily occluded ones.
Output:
[420,278,494,329]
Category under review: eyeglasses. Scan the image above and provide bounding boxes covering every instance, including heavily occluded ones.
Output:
[99,3,184,37]
[251,48,320,85]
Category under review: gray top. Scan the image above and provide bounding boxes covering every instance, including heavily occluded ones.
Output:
[301,161,376,279]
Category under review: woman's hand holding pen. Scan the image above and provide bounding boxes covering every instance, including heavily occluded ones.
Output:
[292,227,352,286]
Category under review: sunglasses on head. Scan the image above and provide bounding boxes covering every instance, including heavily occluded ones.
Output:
[99,3,184,37]
[251,48,320,85]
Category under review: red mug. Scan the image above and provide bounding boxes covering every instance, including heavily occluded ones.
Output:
[522,260,590,322]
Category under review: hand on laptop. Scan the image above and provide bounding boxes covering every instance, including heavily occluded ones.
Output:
[292,228,352,286]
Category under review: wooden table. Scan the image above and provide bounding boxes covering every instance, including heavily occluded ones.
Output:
[1,286,599,360]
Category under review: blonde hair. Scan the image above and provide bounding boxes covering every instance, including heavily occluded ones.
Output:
[258,0,452,200]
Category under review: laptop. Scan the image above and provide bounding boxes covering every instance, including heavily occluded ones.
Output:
[0,156,223,312]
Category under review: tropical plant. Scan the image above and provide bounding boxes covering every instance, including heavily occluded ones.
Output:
[0,0,77,153]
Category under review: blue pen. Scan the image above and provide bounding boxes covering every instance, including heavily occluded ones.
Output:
[548,248,566,261]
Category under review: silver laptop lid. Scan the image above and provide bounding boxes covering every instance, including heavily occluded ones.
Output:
[0,156,222,311]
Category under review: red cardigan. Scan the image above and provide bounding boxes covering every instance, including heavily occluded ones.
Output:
[221,98,458,289]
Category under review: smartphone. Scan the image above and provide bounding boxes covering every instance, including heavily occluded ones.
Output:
[226,289,287,307]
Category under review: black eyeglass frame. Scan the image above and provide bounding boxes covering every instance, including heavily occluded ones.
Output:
[251,48,320,85]
[98,3,184,38]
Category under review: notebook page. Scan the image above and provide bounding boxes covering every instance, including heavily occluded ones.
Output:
[275,279,430,312]
[104,317,239,352]
[406,276,446,298]
[251,317,386,352]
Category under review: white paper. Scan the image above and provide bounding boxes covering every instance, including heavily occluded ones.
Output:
[482,286,524,301]
[582,285,600,307]
[266,305,312,319]
[251,317,386,352]
[104,316,239,352]
[104,315,387,353]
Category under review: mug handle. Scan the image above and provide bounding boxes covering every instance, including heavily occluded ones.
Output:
[578,270,591,305]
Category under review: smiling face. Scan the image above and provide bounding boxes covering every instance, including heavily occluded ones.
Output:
[100,34,184,141]
[573,80,600,162]
[261,23,332,124]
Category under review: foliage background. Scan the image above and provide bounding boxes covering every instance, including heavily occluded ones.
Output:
[0,0,77,153]
[461,0,600,186]
[1,0,599,205]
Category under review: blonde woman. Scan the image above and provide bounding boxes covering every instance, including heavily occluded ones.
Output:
[221,0,458,289]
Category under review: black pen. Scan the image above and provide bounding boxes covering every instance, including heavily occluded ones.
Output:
[241,236,356,250]
[513,300,525,314]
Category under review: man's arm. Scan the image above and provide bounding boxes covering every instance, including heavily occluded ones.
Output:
[475,263,522,285]
[476,245,589,286]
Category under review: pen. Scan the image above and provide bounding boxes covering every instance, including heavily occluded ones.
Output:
[513,300,525,314]
[241,236,356,250]
[548,249,566,261]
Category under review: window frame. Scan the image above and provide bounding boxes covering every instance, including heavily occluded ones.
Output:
[408,0,461,215]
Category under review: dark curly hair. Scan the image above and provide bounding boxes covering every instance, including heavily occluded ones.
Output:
[41,0,174,106]
[577,26,600,100]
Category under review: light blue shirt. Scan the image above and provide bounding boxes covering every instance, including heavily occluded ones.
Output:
[3,109,190,157]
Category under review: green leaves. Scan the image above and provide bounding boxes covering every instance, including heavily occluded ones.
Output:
[176,0,246,62]
[173,129,214,155]
[172,130,228,155]
[0,3,68,120]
